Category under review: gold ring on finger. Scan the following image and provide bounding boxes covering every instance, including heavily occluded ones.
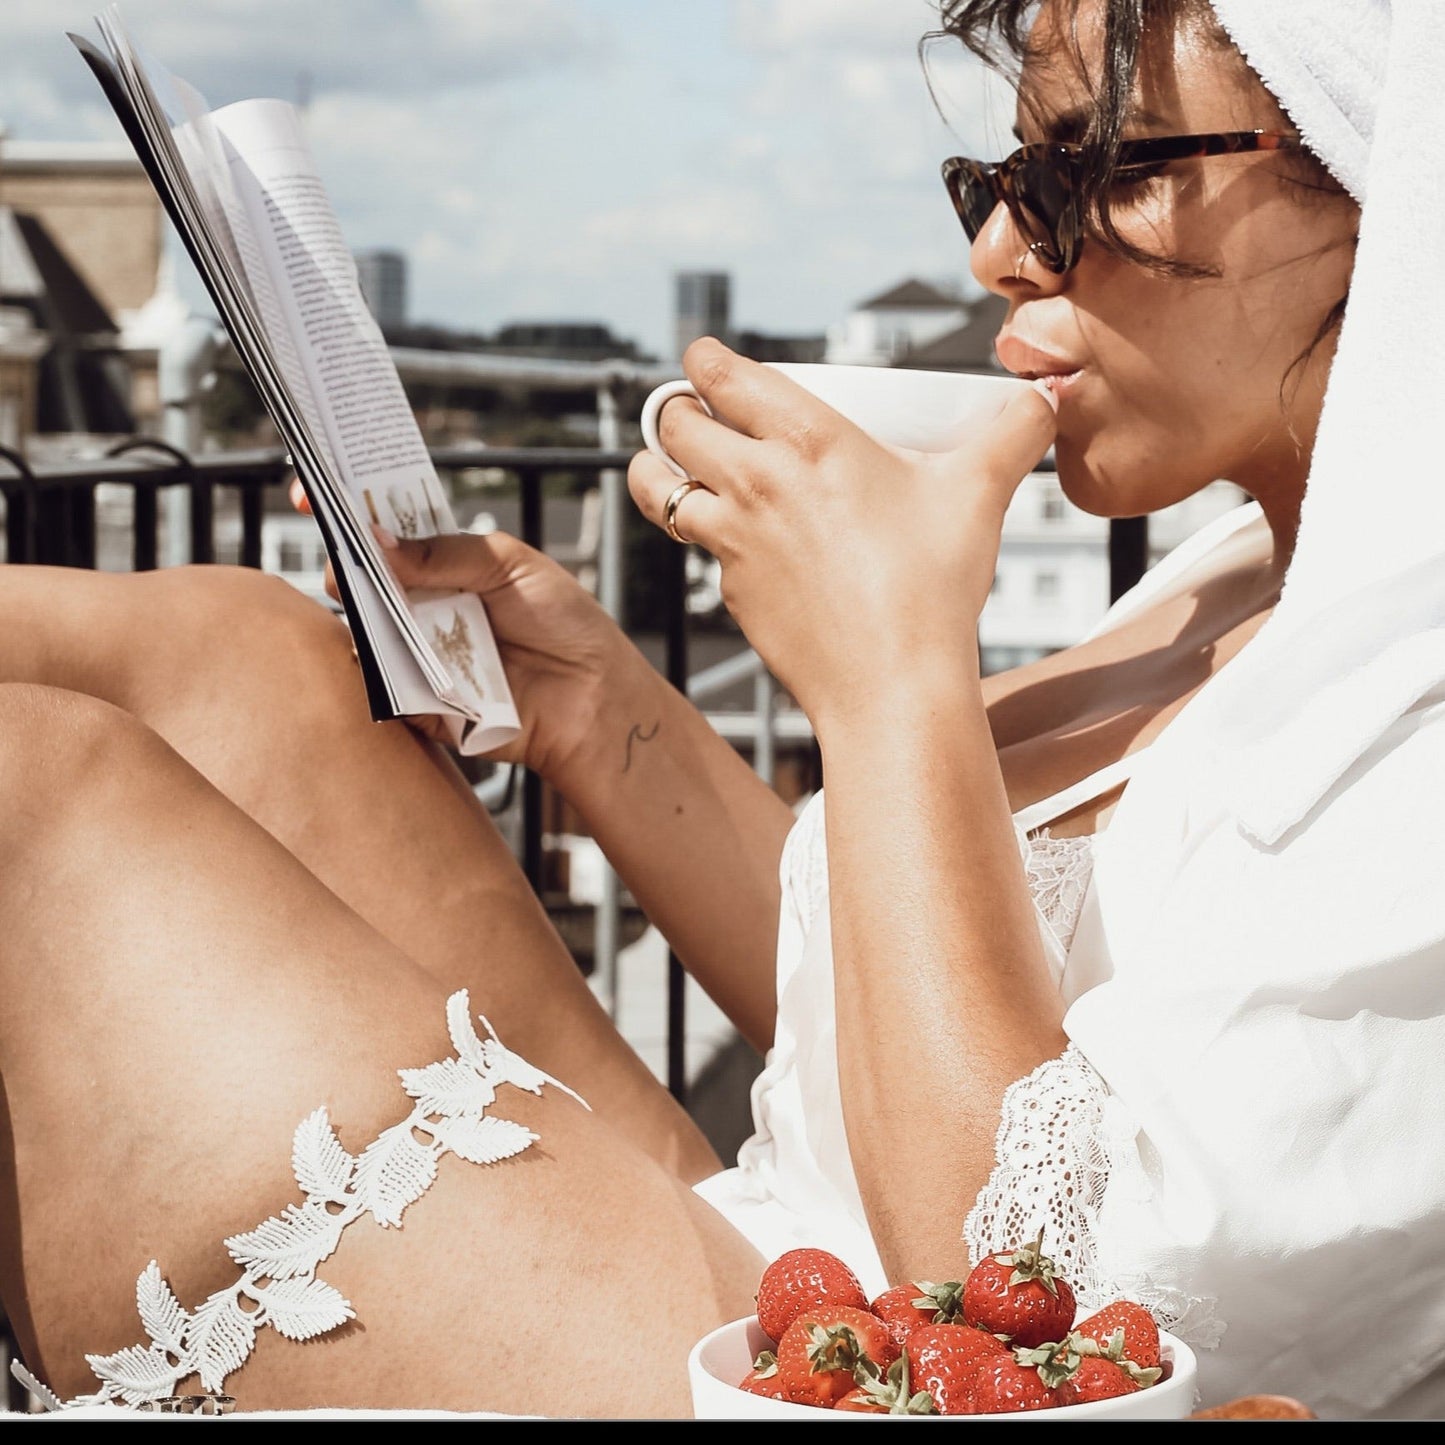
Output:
[664,479,705,545]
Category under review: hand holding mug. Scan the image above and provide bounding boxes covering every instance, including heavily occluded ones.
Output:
[627,340,1057,728]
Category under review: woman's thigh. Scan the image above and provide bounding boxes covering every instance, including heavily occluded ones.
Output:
[0,564,725,1183]
[0,685,763,1415]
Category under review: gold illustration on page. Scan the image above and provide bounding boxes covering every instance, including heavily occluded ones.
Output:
[431,608,487,707]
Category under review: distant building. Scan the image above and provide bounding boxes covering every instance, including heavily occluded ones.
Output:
[733,329,826,364]
[825,277,968,366]
[0,137,164,443]
[674,271,730,361]
[894,292,1009,374]
[0,203,135,445]
[979,474,1248,673]
[0,303,46,450]
[0,138,162,320]
[354,248,408,330]
[489,321,642,361]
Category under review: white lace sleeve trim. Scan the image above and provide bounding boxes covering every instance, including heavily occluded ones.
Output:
[963,1044,1225,1351]
[18,990,587,1412]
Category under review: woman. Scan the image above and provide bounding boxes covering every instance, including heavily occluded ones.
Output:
[0,0,1438,1419]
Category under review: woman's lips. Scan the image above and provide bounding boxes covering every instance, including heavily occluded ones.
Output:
[995,335,1084,398]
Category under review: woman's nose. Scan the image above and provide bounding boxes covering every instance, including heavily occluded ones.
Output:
[970,199,1068,298]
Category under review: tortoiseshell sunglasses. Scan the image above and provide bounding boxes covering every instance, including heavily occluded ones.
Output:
[941,130,1301,274]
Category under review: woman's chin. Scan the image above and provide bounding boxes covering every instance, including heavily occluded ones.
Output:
[1054,438,1203,519]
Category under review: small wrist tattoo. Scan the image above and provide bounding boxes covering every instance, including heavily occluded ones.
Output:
[622,719,661,774]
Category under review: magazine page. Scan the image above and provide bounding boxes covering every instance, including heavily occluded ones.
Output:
[207,98,518,752]
[76,12,424,721]
[82,8,519,754]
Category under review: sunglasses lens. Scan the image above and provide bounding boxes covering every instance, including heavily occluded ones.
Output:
[1013,156,1075,270]
[963,189,999,240]
[949,166,998,241]
[945,151,1082,272]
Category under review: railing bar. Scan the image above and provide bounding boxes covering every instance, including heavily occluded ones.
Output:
[189,479,214,565]
[753,669,776,789]
[73,485,98,570]
[518,469,546,899]
[0,488,32,564]
[687,646,765,701]
[133,486,159,572]
[35,491,67,567]
[664,538,690,1105]
[239,482,265,569]
[1108,516,1149,604]
[17,446,632,490]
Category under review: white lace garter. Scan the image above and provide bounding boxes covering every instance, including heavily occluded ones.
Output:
[12,990,587,1413]
[964,1044,1224,1350]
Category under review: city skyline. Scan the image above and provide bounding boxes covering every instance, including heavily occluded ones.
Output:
[0,0,1012,359]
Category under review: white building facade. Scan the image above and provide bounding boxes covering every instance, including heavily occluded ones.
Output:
[825,278,968,366]
[980,471,1248,673]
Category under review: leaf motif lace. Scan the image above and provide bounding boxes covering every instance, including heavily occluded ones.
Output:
[1023,828,1096,958]
[17,990,586,1411]
[963,1044,1224,1350]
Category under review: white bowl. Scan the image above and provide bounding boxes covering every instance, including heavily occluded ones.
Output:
[687,1316,1199,1421]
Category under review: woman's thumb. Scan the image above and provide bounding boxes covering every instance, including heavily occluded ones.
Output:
[976,378,1058,485]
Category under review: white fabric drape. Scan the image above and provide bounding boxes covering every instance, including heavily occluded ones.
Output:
[1062,0,1445,1418]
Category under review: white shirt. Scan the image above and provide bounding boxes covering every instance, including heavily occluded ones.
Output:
[694,503,1270,1347]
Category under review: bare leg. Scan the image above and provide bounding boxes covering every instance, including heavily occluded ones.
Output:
[0,563,722,1182]
[0,684,763,1415]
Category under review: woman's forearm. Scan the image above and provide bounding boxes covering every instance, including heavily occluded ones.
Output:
[550,644,796,1054]
[816,667,1067,1283]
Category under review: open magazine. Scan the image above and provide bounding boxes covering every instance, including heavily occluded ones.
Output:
[71,6,520,755]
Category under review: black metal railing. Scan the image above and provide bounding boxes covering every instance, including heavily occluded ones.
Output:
[0,449,637,844]
[0,440,1150,1096]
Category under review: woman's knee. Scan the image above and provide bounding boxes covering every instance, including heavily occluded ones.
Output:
[119,565,367,731]
[0,683,164,846]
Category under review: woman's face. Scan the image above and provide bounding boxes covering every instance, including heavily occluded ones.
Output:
[972,0,1359,519]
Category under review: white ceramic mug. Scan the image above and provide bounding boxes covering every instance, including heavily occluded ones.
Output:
[640,362,1034,478]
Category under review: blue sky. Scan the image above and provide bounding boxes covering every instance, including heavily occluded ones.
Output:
[2,1,1013,358]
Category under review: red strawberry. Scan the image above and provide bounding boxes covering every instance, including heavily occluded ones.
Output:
[775,1304,898,1409]
[738,1350,784,1400]
[870,1278,965,1351]
[1071,1300,1161,1370]
[1054,1325,1164,1400]
[904,1321,1009,1415]
[834,1389,889,1413]
[755,1247,868,1343]
[835,1356,938,1415]
[962,1231,1076,1348]
[1058,1355,1140,1406]
[968,1349,1063,1414]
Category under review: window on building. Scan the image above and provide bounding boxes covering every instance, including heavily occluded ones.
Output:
[1034,570,1060,600]
[1040,487,1066,522]
[279,540,308,573]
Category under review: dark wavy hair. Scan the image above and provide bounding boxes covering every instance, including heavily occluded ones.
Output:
[927,1,1352,375]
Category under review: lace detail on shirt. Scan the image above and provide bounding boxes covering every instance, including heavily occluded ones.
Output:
[30,991,587,1412]
[783,791,829,936]
[963,1044,1224,1350]
[1023,829,1096,957]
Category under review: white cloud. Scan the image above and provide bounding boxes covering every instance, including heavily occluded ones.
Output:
[733,0,943,53]
[2,1,1014,357]
[6,0,601,110]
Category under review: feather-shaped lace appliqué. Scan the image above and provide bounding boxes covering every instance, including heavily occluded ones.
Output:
[18,990,586,1411]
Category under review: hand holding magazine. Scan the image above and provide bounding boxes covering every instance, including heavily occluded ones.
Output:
[72,6,520,755]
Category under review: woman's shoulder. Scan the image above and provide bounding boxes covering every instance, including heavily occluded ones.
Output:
[1084,500,1268,642]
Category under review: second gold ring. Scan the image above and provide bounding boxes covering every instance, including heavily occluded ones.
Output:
[664,479,704,545]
